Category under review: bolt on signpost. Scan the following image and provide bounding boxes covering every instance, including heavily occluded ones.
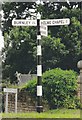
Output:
[12,12,70,113]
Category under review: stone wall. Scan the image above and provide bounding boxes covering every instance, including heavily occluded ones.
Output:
[3,76,80,113]
[4,90,49,113]
[4,90,36,113]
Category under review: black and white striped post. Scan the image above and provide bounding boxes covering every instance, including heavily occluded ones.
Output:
[12,11,70,113]
[36,12,43,113]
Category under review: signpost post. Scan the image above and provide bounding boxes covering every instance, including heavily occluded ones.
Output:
[12,13,70,113]
[36,12,43,113]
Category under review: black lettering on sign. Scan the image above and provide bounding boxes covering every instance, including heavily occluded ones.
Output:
[56,20,59,23]
[44,21,47,25]
[22,21,25,24]
[44,26,46,30]
[41,21,47,25]
[19,21,21,24]
[60,20,64,24]
[52,20,56,24]
[29,21,31,24]
[47,21,51,25]
[41,26,46,30]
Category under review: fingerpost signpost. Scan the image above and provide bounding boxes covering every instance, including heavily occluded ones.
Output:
[12,12,70,113]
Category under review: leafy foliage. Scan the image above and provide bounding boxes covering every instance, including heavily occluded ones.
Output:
[2,26,36,82]
[2,25,68,82]
[2,2,36,33]
[42,36,68,71]
[2,2,82,82]
[42,68,79,109]
[24,68,80,109]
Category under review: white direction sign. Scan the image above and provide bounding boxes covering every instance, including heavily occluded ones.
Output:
[40,25,48,37]
[40,18,70,26]
[12,18,70,26]
[12,19,37,26]
[4,88,17,93]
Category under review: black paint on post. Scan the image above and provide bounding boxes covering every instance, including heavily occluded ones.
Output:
[36,12,43,113]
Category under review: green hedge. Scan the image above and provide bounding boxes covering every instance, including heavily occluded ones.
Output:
[42,68,80,109]
[24,68,80,109]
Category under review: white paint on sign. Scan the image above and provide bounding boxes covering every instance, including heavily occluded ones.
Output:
[12,18,70,27]
[40,25,48,37]
[4,88,18,113]
[4,88,17,93]
[40,18,70,26]
[12,19,37,26]
[37,45,41,55]
[37,85,42,96]
[37,65,42,76]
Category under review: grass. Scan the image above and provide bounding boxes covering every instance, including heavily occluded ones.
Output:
[1,109,80,118]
